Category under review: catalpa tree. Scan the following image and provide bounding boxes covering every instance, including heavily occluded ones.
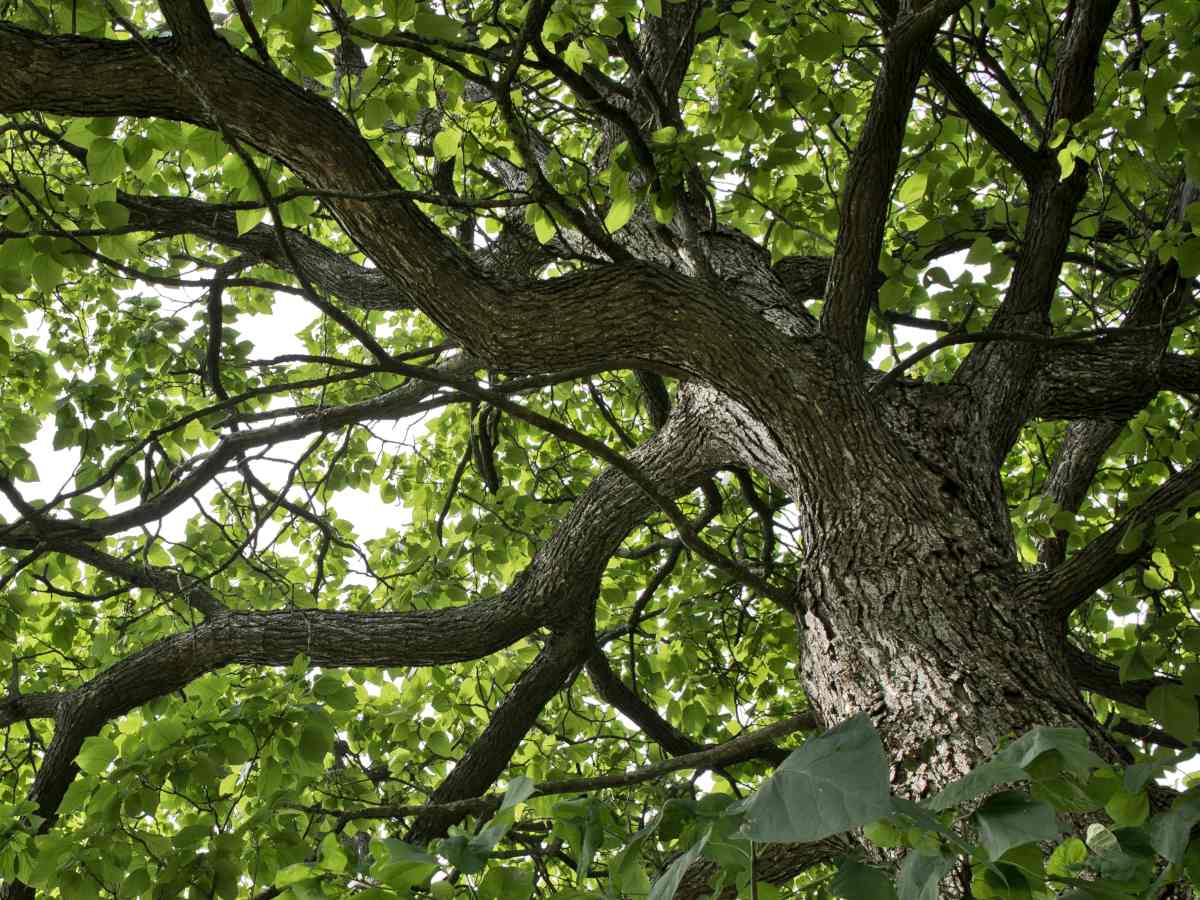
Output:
[1,0,1200,896]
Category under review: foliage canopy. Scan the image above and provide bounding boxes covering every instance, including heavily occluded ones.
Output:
[1,0,1200,896]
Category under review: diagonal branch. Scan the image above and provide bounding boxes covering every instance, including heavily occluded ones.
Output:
[1065,642,1183,710]
[405,632,591,844]
[1021,459,1200,614]
[0,23,828,414]
[586,647,703,756]
[923,52,1044,181]
[41,540,230,618]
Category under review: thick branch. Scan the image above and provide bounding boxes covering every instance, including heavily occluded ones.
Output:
[1030,180,1198,423]
[0,691,62,727]
[406,633,591,844]
[1022,459,1200,614]
[820,5,966,359]
[16,600,544,840]
[0,25,829,429]
[1038,419,1124,566]
[952,0,1120,466]
[1028,339,1195,420]
[1066,643,1180,709]
[923,52,1043,181]
[586,647,702,756]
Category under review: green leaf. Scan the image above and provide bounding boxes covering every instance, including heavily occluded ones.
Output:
[1119,647,1156,683]
[563,41,588,74]
[236,207,267,236]
[372,839,438,892]
[1150,791,1200,863]
[1000,727,1104,774]
[830,860,898,899]
[147,715,186,750]
[413,9,463,41]
[362,97,391,130]
[1123,750,1191,793]
[897,171,927,204]
[427,730,451,756]
[31,255,62,293]
[973,791,1061,861]
[1105,788,1149,827]
[644,0,662,15]
[76,736,118,774]
[610,820,657,897]
[274,862,315,886]
[797,28,841,62]
[319,833,348,873]
[1147,684,1200,741]
[647,830,708,900]
[604,195,636,233]
[965,236,994,265]
[433,128,462,162]
[928,727,1101,812]
[864,818,905,849]
[86,139,125,182]
[478,866,533,900]
[896,851,955,900]
[739,714,891,842]
[1174,240,1200,281]
[470,775,536,856]
[280,0,314,36]
[530,206,556,244]
[299,721,333,764]
[94,201,130,229]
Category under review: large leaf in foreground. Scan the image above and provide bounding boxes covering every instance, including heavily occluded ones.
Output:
[739,714,891,842]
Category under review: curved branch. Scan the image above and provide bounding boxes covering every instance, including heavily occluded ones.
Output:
[0,355,475,544]
[1038,419,1124,566]
[16,599,545,837]
[0,24,825,428]
[586,647,703,756]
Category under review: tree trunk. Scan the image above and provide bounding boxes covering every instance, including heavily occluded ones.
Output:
[799,518,1103,798]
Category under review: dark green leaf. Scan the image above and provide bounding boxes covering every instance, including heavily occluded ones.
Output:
[973,791,1061,861]
[830,859,898,899]
[739,715,891,842]
[896,851,955,900]
[647,831,708,900]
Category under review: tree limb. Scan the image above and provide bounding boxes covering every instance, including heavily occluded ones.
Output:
[1022,460,1200,614]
